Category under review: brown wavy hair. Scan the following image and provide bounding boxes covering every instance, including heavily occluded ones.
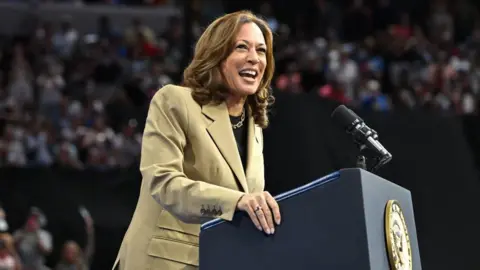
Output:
[182,10,275,128]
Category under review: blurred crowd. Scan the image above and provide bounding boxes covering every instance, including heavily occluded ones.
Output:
[3,0,170,6]
[1,0,480,169]
[0,14,185,168]
[267,0,480,115]
[0,205,94,270]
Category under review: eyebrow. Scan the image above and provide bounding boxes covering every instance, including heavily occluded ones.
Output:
[239,39,266,47]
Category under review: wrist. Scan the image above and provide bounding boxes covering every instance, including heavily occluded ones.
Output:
[235,194,245,210]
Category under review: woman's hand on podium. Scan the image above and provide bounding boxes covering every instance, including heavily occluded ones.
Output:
[236,191,281,235]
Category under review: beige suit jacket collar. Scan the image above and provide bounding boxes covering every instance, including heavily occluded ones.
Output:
[202,101,258,193]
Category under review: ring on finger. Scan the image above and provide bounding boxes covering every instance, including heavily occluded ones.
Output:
[254,205,262,213]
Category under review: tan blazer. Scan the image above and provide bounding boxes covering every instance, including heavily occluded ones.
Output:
[113,84,265,270]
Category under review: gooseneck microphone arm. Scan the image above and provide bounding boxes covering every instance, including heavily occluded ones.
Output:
[331,105,392,173]
[347,119,392,172]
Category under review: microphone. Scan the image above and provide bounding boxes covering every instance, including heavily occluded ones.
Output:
[331,105,392,171]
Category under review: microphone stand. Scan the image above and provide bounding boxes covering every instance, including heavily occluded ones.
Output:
[356,155,367,170]
[370,153,392,172]
[355,144,392,173]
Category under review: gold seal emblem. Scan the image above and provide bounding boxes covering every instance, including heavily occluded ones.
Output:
[385,200,412,270]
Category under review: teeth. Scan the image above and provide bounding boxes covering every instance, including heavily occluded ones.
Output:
[240,70,257,77]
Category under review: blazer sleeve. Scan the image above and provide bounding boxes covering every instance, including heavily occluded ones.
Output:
[140,86,244,223]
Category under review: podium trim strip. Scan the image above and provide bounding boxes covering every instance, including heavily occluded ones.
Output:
[200,171,340,231]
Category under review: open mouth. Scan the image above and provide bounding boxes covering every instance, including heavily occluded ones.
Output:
[238,69,258,80]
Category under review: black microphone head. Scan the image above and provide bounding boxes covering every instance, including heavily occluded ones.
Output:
[331,105,362,129]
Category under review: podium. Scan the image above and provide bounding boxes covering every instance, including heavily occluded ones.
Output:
[199,168,422,270]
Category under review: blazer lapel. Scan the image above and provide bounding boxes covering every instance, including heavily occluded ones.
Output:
[245,109,257,183]
[202,102,249,193]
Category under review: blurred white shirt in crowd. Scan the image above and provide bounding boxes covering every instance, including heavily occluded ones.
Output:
[0,254,15,270]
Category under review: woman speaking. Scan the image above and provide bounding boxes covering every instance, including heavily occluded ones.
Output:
[113,10,281,270]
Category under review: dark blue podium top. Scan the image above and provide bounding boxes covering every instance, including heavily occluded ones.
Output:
[201,171,340,231]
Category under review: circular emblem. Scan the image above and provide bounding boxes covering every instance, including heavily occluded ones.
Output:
[385,200,412,270]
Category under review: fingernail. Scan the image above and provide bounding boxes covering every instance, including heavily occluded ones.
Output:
[271,228,275,234]
[266,228,271,234]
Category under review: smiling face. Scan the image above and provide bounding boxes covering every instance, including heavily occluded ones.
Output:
[221,22,267,98]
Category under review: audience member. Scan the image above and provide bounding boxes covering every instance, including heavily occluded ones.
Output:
[13,208,53,270]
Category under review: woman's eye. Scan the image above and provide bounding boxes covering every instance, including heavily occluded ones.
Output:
[236,44,248,50]
[257,48,267,53]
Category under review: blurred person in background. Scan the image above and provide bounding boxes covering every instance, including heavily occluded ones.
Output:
[6,43,34,108]
[0,206,21,270]
[318,77,351,104]
[0,207,7,234]
[52,15,79,59]
[55,242,86,270]
[358,77,391,111]
[36,58,65,124]
[2,124,27,167]
[112,11,281,270]
[327,46,359,101]
[13,208,52,270]
[0,239,16,270]
[55,207,95,270]
[124,18,156,51]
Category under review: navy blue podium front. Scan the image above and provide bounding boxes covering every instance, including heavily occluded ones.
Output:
[199,168,422,270]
